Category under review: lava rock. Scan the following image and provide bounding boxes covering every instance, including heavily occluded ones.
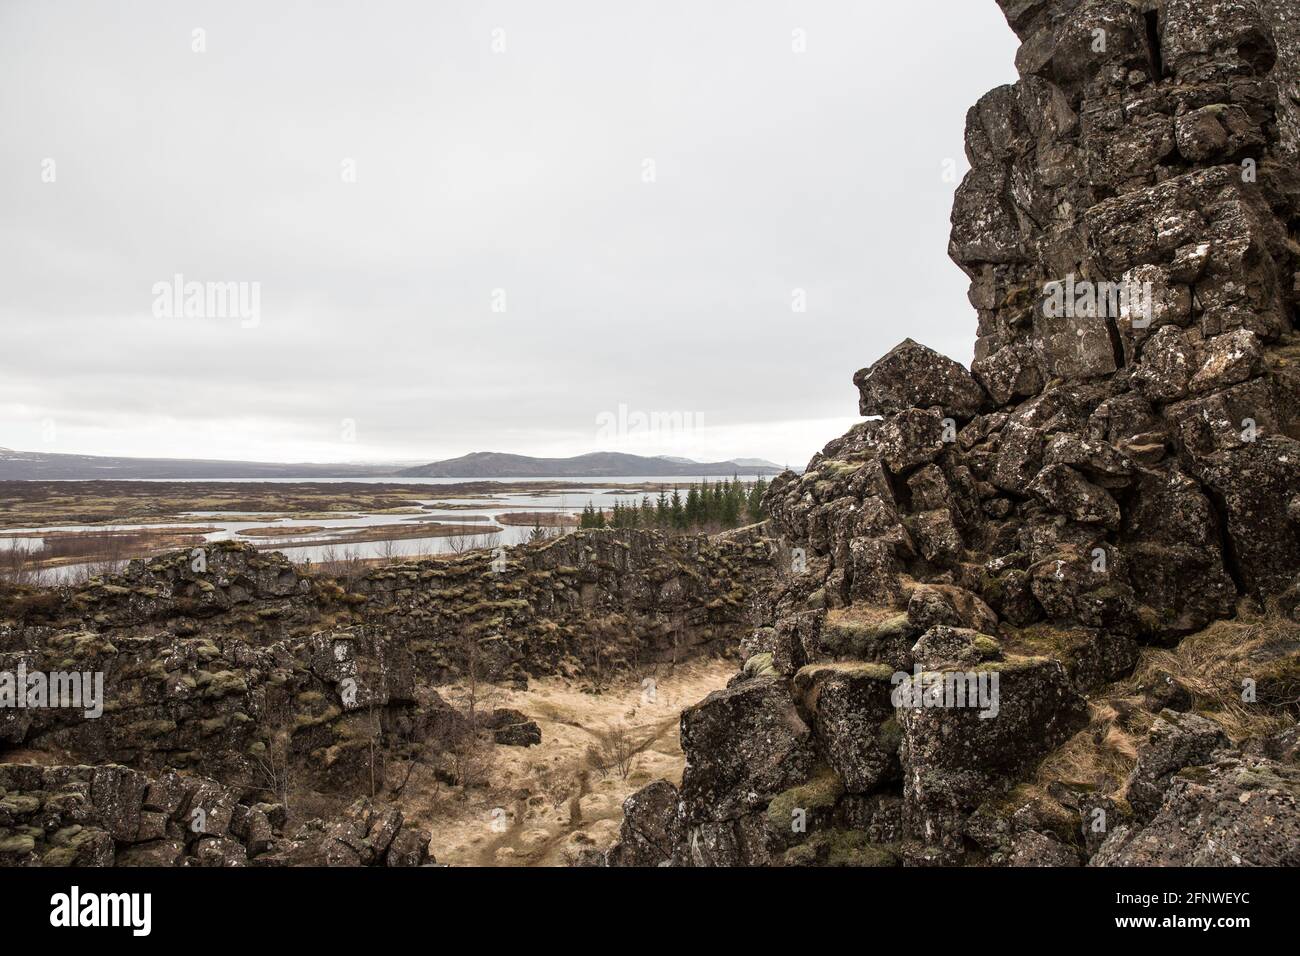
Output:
[854,339,987,419]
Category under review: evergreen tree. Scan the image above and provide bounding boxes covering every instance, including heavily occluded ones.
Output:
[747,477,768,523]
[656,490,669,528]
[670,487,686,530]
[685,484,700,527]
[721,479,740,528]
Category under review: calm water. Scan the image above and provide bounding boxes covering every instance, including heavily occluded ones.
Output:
[3,476,770,583]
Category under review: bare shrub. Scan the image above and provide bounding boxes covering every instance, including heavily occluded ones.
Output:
[585,723,641,782]
[0,544,41,586]
[445,527,500,556]
[446,727,496,788]
[533,766,574,811]
[249,723,293,817]
[317,544,366,587]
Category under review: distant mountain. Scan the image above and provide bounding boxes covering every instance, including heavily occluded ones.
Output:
[0,447,784,481]
[0,447,394,481]
[730,457,785,470]
[398,451,784,478]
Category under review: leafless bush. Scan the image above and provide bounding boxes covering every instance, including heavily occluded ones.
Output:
[379,538,404,564]
[249,723,293,817]
[585,723,640,781]
[445,527,501,555]
[533,766,575,811]
[446,727,496,788]
[430,630,505,789]
[317,544,366,586]
[0,544,41,586]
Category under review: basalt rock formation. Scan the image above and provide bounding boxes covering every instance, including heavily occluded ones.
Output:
[0,530,776,866]
[0,763,432,867]
[598,0,1300,867]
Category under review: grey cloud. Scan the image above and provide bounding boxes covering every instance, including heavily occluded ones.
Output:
[0,0,1018,465]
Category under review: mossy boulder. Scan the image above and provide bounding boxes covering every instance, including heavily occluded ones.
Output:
[782,829,900,867]
[680,679,818,823]
[765,769,844,851]
[792,662,900,793]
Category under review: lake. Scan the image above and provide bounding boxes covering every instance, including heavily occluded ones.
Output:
[1,475,772,583]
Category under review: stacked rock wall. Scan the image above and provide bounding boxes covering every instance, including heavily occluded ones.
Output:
[0,763,431,867]
[0,528,775,866]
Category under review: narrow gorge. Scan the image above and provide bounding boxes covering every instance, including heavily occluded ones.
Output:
[3,0,1299,870]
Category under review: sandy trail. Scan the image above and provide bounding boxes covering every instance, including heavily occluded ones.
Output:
[394,658,734,867]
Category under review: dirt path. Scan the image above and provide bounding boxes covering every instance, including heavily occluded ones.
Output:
[396,658,733,866]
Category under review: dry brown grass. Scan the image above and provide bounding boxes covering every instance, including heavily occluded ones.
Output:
[1035,604,1300,797]
[1130,605,1300,737]
[392,659,734,866]
[1035,700,1147,794]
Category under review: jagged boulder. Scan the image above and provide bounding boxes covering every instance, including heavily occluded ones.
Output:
[479,709,541,747]
[973,342,1043,406]
[898,655,1087,848]
[875,408,948,475]
[254,798,430,867]
[1198,438,1300,596]
[907,584,999,634]
[604,780,686,867]
[1120,469,1237,637]
[685,813,773,867]
[910,626,1002,671]
[0,762,432,867]
[1123,709,1231,821]
[792,663,900,794]
[853,339,987,419]
[1093,754,1300,866]
[679,678,818,823]
[1027,464,1121,528]
[1031,307,1119,382]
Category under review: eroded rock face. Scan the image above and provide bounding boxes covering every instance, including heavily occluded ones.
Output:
[854,339,988,419]
[1093,754,1300,867]
[611,0,1300,868]
[0,624,424,793]
[4,530,777,687]
[0,764,430,867]
[1123,709,1231,821]
[679,679,817,823]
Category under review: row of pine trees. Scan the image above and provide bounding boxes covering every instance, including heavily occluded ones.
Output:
[578,477,768,531]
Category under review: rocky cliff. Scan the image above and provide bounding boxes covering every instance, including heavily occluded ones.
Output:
[0,530,776,866]
[599,0,1300,868]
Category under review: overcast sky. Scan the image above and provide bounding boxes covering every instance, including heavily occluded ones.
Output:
[1,0,1018,468]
